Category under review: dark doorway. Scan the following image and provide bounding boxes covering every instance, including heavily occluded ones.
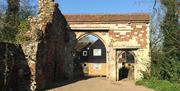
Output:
[118,51,135,80]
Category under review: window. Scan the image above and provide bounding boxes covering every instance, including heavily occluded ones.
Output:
[93,49,101,56]
[83,51,87,56]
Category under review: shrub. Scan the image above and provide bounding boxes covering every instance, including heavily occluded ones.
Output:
[16,20,31,43]
[136,80,180,91]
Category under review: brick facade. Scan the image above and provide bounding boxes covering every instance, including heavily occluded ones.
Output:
[65,14,151,81]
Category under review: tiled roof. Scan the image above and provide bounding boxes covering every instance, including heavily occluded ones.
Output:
[64,13,150,22]
[75,42,91,52]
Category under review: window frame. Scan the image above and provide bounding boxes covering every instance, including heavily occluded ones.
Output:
[82,50,88,56]
[93,49,102,56]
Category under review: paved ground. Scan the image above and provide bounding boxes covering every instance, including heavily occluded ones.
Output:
[46,77,154,91]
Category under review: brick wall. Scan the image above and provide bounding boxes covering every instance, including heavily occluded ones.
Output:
[108,23,148,48]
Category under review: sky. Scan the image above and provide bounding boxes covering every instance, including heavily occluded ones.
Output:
[79,35,98,43]
[28,0,155,14]
[56,0,154,14]
[0,0,156,14]
[0,0,156,15]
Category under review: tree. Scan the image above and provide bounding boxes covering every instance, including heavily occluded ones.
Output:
[160,0,180,82]
[19,0,37,20]
[150,0,180,82]
[0,0,37,43]
[161,0,179,58]
[16,0,37,43]
[0,0,20,42]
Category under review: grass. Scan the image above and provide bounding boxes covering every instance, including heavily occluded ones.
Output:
[136,79,180,91]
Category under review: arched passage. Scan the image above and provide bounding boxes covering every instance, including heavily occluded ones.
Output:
[76,32,108,50]
[74,34,107,77]
[66,13,150,81]
[117,50,136,80]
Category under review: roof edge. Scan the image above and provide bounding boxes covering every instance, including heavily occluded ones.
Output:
[64,13,150,23]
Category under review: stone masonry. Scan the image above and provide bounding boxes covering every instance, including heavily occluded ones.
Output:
[0,0,151,91]
[22,0,76,90]
[65,14,151,81]
[0,42,31,91]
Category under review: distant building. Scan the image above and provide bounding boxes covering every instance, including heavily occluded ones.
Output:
[76,39,106,76]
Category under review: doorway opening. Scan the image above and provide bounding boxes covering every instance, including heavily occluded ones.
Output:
[117,50,135,80]
[74,34,107,78]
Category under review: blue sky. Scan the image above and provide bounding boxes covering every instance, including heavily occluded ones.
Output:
[29,0,155,14]
[56,0,154,14]
[0,0,155,14]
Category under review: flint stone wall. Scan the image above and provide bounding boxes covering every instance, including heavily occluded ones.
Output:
[22,0,76,90]
[0,42,31,91]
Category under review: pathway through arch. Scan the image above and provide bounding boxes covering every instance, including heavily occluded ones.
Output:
[47,77,154,91]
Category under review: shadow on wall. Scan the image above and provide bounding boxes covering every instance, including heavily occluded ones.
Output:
[32,3,77,90]
[0,42,31,91]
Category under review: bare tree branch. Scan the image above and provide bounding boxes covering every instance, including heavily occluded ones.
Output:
[153,0,157,12]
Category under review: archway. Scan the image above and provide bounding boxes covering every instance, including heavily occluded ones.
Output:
[74,34,107,78]
[117,50,135,80]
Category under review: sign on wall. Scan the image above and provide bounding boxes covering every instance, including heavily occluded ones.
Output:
[93,49,101,56]
[93,63,102,70]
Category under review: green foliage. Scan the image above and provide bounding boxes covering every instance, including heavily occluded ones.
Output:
[161,0,180,58]
[0,0,20,43]
[158,0,180,82]
[149,51,180,83]
[16,0,36,43]
[0,0,35,43]
[149,0,180,83]
[16,20,31,43]
[136,80,180,91]
[0,14,4,40]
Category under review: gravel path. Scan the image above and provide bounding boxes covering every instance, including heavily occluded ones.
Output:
[47,77,154,91]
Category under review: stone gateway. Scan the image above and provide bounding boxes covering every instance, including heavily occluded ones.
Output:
[65,14,151,81]
[0,0,151,90]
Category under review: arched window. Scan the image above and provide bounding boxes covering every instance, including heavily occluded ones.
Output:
[75,34,106,63]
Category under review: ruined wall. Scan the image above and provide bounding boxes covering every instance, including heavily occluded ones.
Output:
[0,42,31,91]
[22,0,76,90]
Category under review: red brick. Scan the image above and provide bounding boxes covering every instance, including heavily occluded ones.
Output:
[109,31,113,36]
